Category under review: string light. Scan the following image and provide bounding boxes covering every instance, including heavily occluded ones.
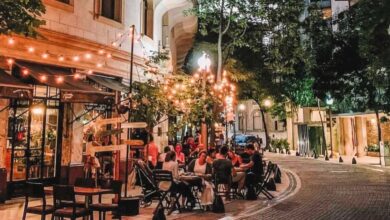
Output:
[98,49,105,55]
[84,53,92,59]
[58,55,65,62]
[6,58,14,65]
[74,73,80,79]
[87,70,93,75]
[22,69,29,76]
[40,75,47,82]
[42,52,49,59]
[112,42,118,47]
[96,63,103,68]
[72,56,80,62]
[106,53,112,59]
[56,76,64,83]
[27,47,35,53]
[8,38,15,45]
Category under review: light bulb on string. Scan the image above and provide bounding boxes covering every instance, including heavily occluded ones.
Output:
[84,53,92,59]
[8,38,15,45]
[42,52,49,59]
[22,69,29,76]
[40,75,47,82]
[74,73,80,79]
[87,70,93,75]
[98,49,105,55]
[72,56,80,62]
[58,55,65,62]
[27,46,35,53]
[56,76,64,83]
[106,53,112,59]
[96,63,103,68]
[6,58,14,65]
[112,42,118,47]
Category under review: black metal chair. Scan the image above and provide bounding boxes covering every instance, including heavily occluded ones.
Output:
[255,162,275,200]
[22,182,54,220]
[213,172,238,200]
[74,178,96,188]
[52,184,93,220]
[89,180,122,220]
[153,169,181,214]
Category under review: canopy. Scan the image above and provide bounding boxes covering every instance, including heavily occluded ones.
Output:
[0,69,33,99]
[88,74,129,93]
[16,61,114,103]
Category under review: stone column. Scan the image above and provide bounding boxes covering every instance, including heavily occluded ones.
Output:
[70,103,84,164]
[355,116,367,157]
[341,117,354,156]
[0,99,9,168]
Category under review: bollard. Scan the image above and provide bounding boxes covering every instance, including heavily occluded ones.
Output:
[339,157,343,163]
[352,157,357,164]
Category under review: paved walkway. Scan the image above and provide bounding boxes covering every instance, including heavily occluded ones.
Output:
[246,153,390,220]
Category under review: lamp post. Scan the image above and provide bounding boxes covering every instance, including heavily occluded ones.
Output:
[238,103,246,134]
[197,52,211,150]
[326,96,334,158]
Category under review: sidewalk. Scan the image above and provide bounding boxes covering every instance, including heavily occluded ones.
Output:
[0,164,298,220]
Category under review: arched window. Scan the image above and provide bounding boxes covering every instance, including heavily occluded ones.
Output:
[253,110,262,130]
[238,113,245,131]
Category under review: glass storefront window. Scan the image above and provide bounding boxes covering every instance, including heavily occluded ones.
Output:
[29,103,45,179]
[44,108,58,178]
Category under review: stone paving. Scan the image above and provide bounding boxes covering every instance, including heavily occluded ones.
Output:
[247,153,390,220]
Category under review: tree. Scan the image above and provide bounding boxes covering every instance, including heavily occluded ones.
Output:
[187,0,261,81]
[0,0,46,37]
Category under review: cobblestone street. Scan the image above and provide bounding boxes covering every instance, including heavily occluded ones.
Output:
[245,154,390,220]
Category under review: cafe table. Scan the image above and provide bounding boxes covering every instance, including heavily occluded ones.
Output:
[44,186,113,208]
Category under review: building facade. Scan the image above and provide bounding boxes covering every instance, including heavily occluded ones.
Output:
[0,0,196,198]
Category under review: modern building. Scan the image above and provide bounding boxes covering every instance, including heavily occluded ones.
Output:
[0,0,196,198]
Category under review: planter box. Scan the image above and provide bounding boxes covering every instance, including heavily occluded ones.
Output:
[367,152,380,157]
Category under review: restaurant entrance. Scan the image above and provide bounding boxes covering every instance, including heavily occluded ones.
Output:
[6,92,63,197]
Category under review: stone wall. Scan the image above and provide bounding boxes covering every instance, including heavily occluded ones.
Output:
[367,120,390,146]
[0,99,9,168]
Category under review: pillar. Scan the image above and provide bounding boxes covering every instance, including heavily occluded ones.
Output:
[0,99,9,168]
[355,116,367,157]
[70,103,84,164]
[341,117,354,156]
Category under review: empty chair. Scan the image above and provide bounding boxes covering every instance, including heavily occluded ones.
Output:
[22,182,54,220]
[52,184,93,220]
[153,169,181,214]
[90,180,123,220]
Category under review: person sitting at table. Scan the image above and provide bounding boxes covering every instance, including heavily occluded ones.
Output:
[187,150,214,208]
[157,146,171,169]
[213,146,246,200]
[162,151,195,214]
[228,150,242,167]
[175,144,185,164]
[240,144,264,181]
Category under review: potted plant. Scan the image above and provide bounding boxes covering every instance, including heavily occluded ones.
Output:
[366,144,380,157]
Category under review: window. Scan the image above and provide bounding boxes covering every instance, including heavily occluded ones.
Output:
[43,0,74,12]
[141,0,154,38]
[238,113,245,131]
[253,110,262,130]
[101,0,122,22]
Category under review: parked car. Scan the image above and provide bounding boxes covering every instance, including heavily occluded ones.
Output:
[233,134,258,147]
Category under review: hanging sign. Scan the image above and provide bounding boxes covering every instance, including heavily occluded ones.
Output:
[121,122,147,128]
[86,144,127,155]
[124,139,145,146]
[94,117,123,126]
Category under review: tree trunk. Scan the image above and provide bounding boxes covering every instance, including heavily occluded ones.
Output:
[375,109,383,165]
[217,0,225,82]
[317,99,327,157]
[260,109,270,150]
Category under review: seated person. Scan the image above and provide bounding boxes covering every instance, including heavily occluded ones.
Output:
[175,144,185,164]
[162,151,194,214]
[240,144,264,181]
[187,151,214,207]
[228,150,242,167]
[213,146,246,199]
[206,148,216,165]
[157,146,171,169]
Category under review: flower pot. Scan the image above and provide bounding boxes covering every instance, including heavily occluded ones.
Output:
[367,152,380,157]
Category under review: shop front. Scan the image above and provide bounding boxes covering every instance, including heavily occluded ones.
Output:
[1,61,114,198]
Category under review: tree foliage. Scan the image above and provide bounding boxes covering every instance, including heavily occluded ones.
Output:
[0,0,46,37]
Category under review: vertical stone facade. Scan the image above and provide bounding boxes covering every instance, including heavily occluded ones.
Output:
[0,99,9,168]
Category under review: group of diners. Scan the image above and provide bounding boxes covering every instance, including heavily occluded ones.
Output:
[153,143,264,214]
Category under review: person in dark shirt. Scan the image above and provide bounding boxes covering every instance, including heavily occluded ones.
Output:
[240,144,264,181]
[213,146,246,199]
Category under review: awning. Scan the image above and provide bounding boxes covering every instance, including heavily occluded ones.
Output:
[16,61,115,103]
[87,74,129,93]
[0,69,33,99]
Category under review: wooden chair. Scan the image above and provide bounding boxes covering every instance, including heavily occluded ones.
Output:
[90,180,122,220]
[153,170,181,214]
[22,182,54,220]
[52,185,93,220]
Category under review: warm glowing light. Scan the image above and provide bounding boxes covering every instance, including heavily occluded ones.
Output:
[370,118,376,124]
[56,76,64,83]
[98,49,105,55]
[223,70,227,76]
[112,42,118,47]
[163,86,168,91]
[117,33,122,38]
[87,70,93,75]
[72,56,80,62]
[8,38,15,45]
[74,73,80,79]
[106,53,112,58]
[32,106,44,115]
[174,84,180,89]
[27,47,35,53]
[96,63,103,68]
[238,103,246,111]
[172,89,177,95]
[168,95,173,100]
[174,100,179,105]
[6,58,14,65]
[58,56,64,62]
[40,75,47,82]
[194,73,200,79]
[85,53,92,59]
[190,79,195,84]
[264,99,272,107]
[42,53,49,59]
[22,69,29,76]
